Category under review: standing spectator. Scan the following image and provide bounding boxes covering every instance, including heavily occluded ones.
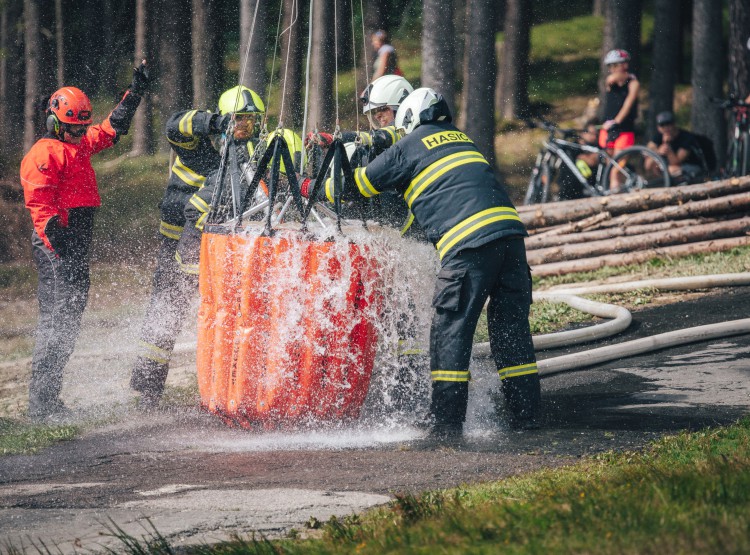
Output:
[371,30,403,80]
[20,64,149,420]
[600,49,640,192]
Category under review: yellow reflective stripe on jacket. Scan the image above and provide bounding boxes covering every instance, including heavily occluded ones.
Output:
[167,136,199,150]
[381,126,397,144]
[353,167,379,198]
[190,194,210,214]
[179,110,197,136]
[325,178,335,202]
[172,156,206,188]
[436,206,522,260]
[357,131,372,146]
[498,362,538,380]
[400,211,415,236]
[403,151,487,208]
[196,211,209,230]
[138,340,171,365]
[159,220,183,240]
[175,250,199,275]
[431,370,471,382]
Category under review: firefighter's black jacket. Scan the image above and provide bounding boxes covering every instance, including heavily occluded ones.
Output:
[352,110,526,263]
[160,110,223,240]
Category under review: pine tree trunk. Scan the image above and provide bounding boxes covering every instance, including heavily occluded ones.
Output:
[54,0,63,87]
[157,0,192,151]
[23,0,41,152]
[192,0,223,109]
[280,0,303,130]
[336,0,353,72]
[691,0,726,168]
[421,0,456,114]
[599,0,642,109]
[361,0,389,84]
[728,0,750,99]
[239,0,268,95]
[648,0,681,138]
[496,0,532,120]
[307,0,336,132]
[592,0,604,16]
[461,0,497,167]
[130,0,154,156]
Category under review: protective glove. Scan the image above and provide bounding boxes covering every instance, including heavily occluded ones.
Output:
[129,59,151,96]
[44,216,69,257]
[304,132,334,148]
[210,114,231,135]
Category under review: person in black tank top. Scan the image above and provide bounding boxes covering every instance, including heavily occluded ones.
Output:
[600,49,640,192]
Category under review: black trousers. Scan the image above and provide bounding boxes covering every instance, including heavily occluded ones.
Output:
[429,236,540,425]
[130,235,197,398]
[29,231,91,413]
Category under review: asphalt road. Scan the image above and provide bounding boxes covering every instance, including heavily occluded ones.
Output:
[1,288,749,552]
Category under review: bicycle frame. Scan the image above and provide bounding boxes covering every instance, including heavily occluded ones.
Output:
[540,137,626,197]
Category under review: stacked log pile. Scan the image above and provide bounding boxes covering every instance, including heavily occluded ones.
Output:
[521,176,750,277]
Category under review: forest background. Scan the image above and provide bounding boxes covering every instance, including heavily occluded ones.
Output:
[0,0,749,263]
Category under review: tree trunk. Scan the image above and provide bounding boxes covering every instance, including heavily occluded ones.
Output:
[532,236,750,277]
[54,0,63,87]
[239,0,268,95]
[307,0,336,132]
[592,0,604,16]
[0,4,9,167]
[460,0,497,167]
[336,0,353,72]
[599,0,642,109]
[525,218,709,250]
[496,0,532,120]
[361,0,389,83]
[130,0,154,156]
[728,0,750,99]
[527,216,750,266]
[193,0,224,109]
[521,177,750,230]
[421,0,456,114]
[648,0,681,138]
[157,0,192,151]
[23,0,41,152]
[280,0,303,130]
[691,0,726,168]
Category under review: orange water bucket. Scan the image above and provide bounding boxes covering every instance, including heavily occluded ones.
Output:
[196,225,382,428]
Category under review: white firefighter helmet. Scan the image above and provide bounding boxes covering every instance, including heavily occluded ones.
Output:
[361,75,413,127]
[395,87,441,136]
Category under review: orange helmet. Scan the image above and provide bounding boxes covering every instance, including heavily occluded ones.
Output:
[48,87,92,125]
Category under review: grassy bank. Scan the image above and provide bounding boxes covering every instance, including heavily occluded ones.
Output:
[0,418,78,455]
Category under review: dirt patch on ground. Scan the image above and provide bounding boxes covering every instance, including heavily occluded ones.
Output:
[1,288,749,551]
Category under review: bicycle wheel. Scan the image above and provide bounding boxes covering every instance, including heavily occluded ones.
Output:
[602,146,671,192]
[524,160,554,204]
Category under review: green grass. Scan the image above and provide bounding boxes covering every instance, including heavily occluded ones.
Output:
[0,418,78,455]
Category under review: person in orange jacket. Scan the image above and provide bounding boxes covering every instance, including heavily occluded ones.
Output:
[20,62,150,420]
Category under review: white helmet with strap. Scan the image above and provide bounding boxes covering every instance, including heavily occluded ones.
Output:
[361,75,413,129]
[395,87,442,136]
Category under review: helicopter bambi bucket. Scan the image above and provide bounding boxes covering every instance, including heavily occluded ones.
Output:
[196,127,383,428]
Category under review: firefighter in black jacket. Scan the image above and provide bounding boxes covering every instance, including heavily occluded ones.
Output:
[348,88,541,435]
[130,85,264,407]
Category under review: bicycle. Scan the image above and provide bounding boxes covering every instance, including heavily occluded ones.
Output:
[523,120,671,205]
[712,96,750,178]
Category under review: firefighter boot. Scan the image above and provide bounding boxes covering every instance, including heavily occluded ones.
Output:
[130,357,169,409]
[429,380,468,440]
[502,373,542,431]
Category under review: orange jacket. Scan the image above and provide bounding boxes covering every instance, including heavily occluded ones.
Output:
[20,90,140,250]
